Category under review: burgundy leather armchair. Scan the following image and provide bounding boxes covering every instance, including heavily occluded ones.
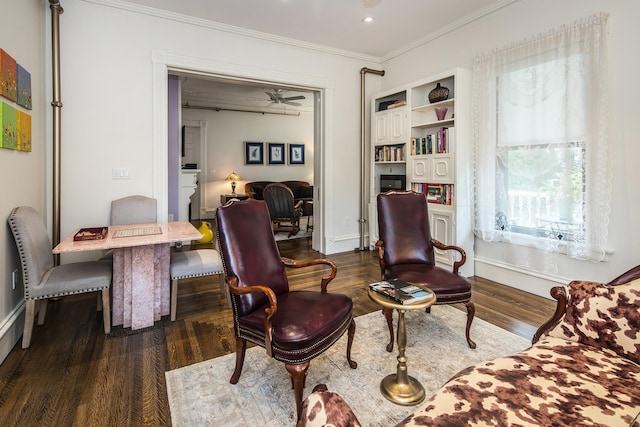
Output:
[376,191,476,350]
[216,199,357,420]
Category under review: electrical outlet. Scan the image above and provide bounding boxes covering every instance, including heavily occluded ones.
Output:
[12,269,19,290]
[168,214,174,222]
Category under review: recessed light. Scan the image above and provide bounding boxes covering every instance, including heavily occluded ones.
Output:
[362,16,375,23]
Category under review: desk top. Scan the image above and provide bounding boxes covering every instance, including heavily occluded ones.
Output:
[53,221,202,254]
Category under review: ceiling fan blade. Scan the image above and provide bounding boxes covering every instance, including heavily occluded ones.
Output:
[284,101,302,107]
[283,95,305,101]
[265,91,279,102]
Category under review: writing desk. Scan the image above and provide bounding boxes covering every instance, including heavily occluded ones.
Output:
[53,222,202,330]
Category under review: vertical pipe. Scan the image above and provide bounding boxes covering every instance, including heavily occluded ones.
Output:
[359,68,384,251]
[49,0,63,265]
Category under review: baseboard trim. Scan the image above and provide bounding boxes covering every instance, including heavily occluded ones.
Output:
[474,257,569,299]
[0,301,25,364]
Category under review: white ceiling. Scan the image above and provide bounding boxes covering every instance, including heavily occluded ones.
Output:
[120,0,512,111]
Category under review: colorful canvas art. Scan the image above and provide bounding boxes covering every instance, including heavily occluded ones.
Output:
[17,64,31,110]
[1,49,17,102]
[17,110,31,152]
[2,102,17,149]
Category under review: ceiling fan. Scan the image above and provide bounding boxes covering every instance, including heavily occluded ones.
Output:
[265,89,306,106]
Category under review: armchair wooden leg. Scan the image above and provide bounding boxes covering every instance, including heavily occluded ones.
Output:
[286,361,310,422]
[383,307,395,352]
[22,300,36,349]
[465,301,476,349]
[230,338,247,384]
[346,318,357,369]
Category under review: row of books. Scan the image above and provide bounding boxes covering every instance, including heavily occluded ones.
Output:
[412,183,454,205]
[410,127,452,155]
[375,144,406,162]
[369,279,433,305]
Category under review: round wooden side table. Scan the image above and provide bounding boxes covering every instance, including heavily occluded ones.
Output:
[368,288,436,406]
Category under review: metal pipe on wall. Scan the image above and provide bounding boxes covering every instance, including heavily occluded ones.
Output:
[49,0,63,265]
[359,67,384,251]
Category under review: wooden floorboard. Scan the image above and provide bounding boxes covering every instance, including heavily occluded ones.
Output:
[0,238,556,426]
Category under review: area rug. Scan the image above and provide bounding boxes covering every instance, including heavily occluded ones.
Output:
[165,306,531,426]
[273,216,311,241]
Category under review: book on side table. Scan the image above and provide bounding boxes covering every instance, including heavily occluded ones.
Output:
[369,279,433,305]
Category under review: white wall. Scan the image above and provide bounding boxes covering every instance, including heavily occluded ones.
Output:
[55,0,382,259]
[0,1,47,360]
[382,0,640,297]
[182,108,314,216]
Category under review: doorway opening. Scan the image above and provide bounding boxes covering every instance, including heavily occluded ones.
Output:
[166,70,323,251]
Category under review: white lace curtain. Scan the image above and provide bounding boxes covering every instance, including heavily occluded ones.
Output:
[472,13,610,262]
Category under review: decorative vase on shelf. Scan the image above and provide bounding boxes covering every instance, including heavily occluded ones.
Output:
[428,83,449,103]
[435,107,448,121]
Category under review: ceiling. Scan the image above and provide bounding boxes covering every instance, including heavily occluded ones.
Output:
[120,0,512,111]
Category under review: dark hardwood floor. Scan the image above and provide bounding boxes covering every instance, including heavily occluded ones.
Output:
[0,238,556,426]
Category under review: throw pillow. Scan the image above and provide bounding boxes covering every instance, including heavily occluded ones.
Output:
[298,384,361,427]
[547,278,640,364]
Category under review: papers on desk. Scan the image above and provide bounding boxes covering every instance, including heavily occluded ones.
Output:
[113,226,162,238]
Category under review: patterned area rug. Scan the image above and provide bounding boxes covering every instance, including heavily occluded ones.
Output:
[165,305,531,426]
[273,216,312,241]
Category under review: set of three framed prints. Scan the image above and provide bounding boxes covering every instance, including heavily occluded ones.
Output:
[245,142,305,165]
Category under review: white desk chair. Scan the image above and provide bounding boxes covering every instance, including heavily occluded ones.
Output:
[170,249,226,321]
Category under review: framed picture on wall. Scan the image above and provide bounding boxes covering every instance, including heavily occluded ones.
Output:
[245,142,264,165]
[289,144,305,165]
[268,143,285,165]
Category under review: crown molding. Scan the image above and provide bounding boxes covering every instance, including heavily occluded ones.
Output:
[81,0,381,63]
[381,0,520,62]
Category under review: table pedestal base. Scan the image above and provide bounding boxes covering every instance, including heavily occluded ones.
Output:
[380,374,425,406]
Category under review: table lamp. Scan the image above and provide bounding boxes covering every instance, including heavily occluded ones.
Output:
[225,171,242,195]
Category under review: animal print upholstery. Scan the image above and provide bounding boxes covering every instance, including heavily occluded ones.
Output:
[547,278,640,364]
[298,384,361,427]
[398,278,640,427]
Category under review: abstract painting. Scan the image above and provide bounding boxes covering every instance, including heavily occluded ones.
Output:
[1,102,17,150]
[17,64,31,110]
[1,49,17,102]
[17,110,31,152]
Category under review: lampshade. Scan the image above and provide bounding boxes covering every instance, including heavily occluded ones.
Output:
[225,171,242,182]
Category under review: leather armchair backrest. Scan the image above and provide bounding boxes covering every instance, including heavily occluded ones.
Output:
[263,183,296,220]
[7,206,54,299]
[110,195,157,225]
[377,191,435,266]
[216,199,289,317]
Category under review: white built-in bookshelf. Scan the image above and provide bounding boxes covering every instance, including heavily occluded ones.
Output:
[369,68,474,277]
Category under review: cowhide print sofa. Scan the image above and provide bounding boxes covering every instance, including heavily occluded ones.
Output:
[398,268,640,427]
[299,265,640,427]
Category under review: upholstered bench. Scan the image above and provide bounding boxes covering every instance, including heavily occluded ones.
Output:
[169,249,225,320]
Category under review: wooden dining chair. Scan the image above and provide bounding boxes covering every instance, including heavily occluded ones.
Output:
[7,207,112,348]
[216,198,357,420]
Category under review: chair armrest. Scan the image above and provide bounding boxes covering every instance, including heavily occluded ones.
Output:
[281,257,337,292]
[227,276,279,357]
[431,239,467,274]
[374,240,386,279]
[532,286,567,344]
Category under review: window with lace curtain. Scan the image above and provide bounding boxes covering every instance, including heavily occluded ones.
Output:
[472,13,610,261]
